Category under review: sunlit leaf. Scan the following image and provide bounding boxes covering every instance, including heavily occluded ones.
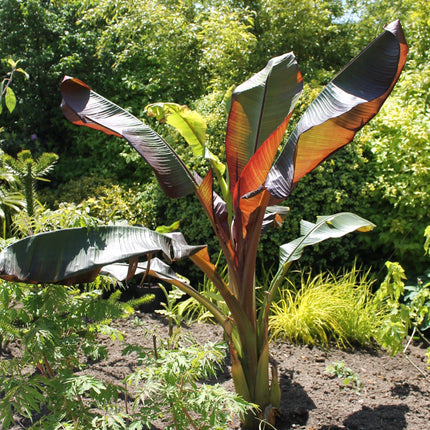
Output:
[279,212,375,266]
[16,68,29,80]
[146,102,206,157]
[266,20,408,202]
[0,226,204,284]
[225,52,303,193]
[5,87,16,113]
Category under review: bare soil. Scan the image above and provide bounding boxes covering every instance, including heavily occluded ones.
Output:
[86,312,430,430]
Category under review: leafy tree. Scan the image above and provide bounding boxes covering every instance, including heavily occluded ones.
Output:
[0,0,109,158]
[231,0,353,76]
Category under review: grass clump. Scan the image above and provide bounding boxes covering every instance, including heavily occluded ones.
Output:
[269,266,386,348]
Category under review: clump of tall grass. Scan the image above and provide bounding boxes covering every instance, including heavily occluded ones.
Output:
[269,266,387,348]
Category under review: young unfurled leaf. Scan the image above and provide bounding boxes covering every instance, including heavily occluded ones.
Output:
[146,102,226,176]
[155,219,181,234]
[146,102,206,157]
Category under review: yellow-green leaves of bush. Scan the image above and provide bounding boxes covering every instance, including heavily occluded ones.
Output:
[269,267,386,347]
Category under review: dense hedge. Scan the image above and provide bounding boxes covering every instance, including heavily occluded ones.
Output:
[3,0,429,282]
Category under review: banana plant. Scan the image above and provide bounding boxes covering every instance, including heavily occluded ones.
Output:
[0,21,407,428]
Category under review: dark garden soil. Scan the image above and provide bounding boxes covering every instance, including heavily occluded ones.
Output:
[5,311,430,430]
[86,312,430,430]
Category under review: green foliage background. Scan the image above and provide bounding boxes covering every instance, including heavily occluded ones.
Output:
[0,0,428,281]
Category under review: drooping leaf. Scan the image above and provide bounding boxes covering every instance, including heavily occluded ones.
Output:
[279,212,376,267]
[263,212,376,316]
[60,77,195,198]
[266,20,408,202]
[0,226,205,285]
[225,52,303,193]
[5,87,16,114]
[100,257,187,284]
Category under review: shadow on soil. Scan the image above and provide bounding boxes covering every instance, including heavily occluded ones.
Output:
[343,404,409,430]
[275,370,410,430]
[276,370,316,428]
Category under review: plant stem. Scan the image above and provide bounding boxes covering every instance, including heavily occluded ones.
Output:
[152,334,159,360]
[403,326,416,354]
[401,352,430,381]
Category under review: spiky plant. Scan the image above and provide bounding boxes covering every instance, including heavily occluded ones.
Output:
[2,150,58,218]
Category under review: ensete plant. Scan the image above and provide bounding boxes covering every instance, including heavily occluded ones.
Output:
[0,21,407,428]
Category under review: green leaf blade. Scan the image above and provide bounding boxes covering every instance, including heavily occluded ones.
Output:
[0,226,204,285]
[5,87,16,113]
[146,102,207,157]
[279,212,375,267]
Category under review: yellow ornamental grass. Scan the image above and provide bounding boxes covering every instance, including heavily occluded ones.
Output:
[269,267,387,348]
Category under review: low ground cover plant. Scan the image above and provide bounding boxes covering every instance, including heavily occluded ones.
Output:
[123,334,253,430]
[0,276,252,429]
[0,278,129,428]
[325,360,363,393]
[0,21,407,428]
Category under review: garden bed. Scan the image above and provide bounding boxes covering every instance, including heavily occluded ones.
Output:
[4,311,430,430]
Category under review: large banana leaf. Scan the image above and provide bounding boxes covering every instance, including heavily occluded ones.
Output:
[260,212,376,326]
[0,226,205,285]
[60,77,195,198]
[225,52,303,194]
[266,20,408,201]
[278,212,376,267]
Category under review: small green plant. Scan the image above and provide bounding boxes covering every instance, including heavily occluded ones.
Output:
[0,151,25,238]
[269,266,384,347]
[374,227,430,378]
[2,149,58,219]
[0,277,143,429]
[123,337,254,430]
[155,284,189,341]
[325,361,363,392]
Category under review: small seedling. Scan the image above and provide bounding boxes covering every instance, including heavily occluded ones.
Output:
[325,361,363,392]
